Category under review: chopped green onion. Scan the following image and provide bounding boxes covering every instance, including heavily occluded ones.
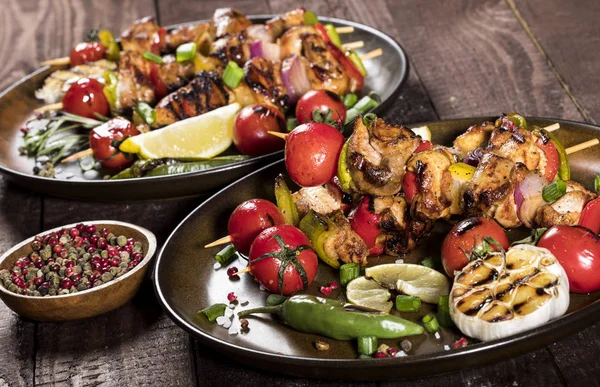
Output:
[347,50,367,76]
[422,314,440,333]
[266,294,288,306]
[286,117,298,132]
[142,51,163,64]
[215,244,237,266]
[357,336,377,356]
[368,91,382,104]
[342,93,358,108]
[134,102,156,126]
[344,96,379,125]
[198,303,227,322]
[395,295,421,312]
[176,42,197,62]
[595,175,600,193]
[303,10,319,25]
[437,296,453,328]
[420,257,435,269]
[324,24,341,47]
[222,61,244,89]
[362,113,377,126]
[339,262,360,287]
[542,180,567,202]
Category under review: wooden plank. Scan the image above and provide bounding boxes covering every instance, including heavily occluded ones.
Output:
[510,0,600,124]
[158,0,270,25]
[0,180,40,387]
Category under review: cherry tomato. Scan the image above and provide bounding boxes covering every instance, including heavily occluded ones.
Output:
[349,196,384,255]
[62,78,110,119]
[535,138,559,182]
[295,90,346,127]
[538,225,600,293]
[233,105,286,156]
[440,217,509,277]
[402,171,419,204]
[579,197,600,234]
[89,117,140,168]
[227,199,285,255]
[285,122,345,187]
[248,225,318,295]
[69,42,106,66]
[415,140,433,153]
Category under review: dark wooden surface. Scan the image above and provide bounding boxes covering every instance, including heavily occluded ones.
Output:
[0,0,598,385]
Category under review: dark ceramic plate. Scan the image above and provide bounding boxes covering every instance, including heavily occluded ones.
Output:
[154,117,600,380]
[0,16,407,202]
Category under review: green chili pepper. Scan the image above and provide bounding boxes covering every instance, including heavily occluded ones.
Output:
[324,24,342,47]
[134,102,156,126]
[146,159,241,177]
[274,174,300,226]
[337,140,353,193]
[266,294,288,306]
[98,30,120,61]
[238,295,424,340]
[346,50,368,77]
[545,130,570,181]
[111,157,247,179]
[299,210,341,269]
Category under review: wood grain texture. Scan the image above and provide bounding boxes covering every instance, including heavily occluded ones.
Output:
[158,0,270,25]
[511,0,600,124]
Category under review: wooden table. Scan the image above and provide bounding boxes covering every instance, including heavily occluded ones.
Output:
[1,0,599,385]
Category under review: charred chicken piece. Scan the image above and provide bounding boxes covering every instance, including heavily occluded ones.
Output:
[347,117,420,196]
[460,153,528,228]
[120,16,161,55]
[279,26,317,58]
[243,57,289,111]
[210,32,250,67]
[212,8,252,38]
[487,127,548,176]
[453,122,495,159]
[165,23,215,53]
[157,55,196,92]
[322,211,369,266]
[152,71,229,128]
[266,8,306,38]
[116,51,156,110]
[292,185,342,217]
[406,147,456,221]
[302,33,350,94]
[535,181,596,227]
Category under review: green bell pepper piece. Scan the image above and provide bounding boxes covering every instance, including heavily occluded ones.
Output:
[274,174,300,226]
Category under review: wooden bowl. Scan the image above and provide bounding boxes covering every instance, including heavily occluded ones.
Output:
[0,221,156,322]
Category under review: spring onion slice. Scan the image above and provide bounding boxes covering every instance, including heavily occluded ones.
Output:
[542,180,567,202]
[342,93,358,108]
[223,61,244,89]
[347,50,367,76]
[134,102,156,125]
[595,175,600,193]
[198,303,227,322]
[339,262,360,286]
[362,113,377,126]
[344,96,379,124]
[395,295,421,313]
[142,51,163,64]
[324,24,342,46]
[422,314,440,333]
[437,295,453,328]
[357,336,377,356]
[215,244,237,266]
[176,42,197,62]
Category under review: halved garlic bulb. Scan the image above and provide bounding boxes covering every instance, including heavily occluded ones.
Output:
[449,244,569,341]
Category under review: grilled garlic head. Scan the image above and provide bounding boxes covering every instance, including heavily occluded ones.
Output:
[449,244,569,341]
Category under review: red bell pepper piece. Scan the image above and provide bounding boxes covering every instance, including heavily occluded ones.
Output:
[579,197,600,234]
[415,140,433,153]
[349,196,384,256]
[315,24,364,91]
[402,171,419,204]
[151,27,167,55]
[149,63,168,100]
[535,138,559,182]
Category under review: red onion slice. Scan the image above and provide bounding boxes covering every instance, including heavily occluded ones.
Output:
[249,41,280,62]
[281,54,311,104]
[515,172,548,228]
[246,25,273,43]
[249,41,263,59]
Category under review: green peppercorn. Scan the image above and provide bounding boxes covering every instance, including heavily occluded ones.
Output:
[2,279,11,288]
[58,267,66,277]
[42,266,50,275]
[8,283,18,292]
[76,283,87,291]
[93,280,104,287]
[101,272,114,282]
[109,237,118,246]
[107,232,115,241]
[48,288,57,296]
[36,270,43,278]
[109,267,120,277]
[133,241,142,252]
[32,290,41,297]
[100,250,108,259]
[117,235,127,247]
[74,265,82,275]
[25,272,36,281]
[59,289,70,295]
[59,236,69,245]
[12,266,21,274]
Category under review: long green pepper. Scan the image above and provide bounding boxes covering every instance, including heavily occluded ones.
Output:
[238,295,424,340]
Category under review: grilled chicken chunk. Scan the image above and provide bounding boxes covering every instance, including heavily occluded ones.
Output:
[212,8,252,38]
[265,8,306,38]
[453,122,495,159]
[293,185,342,217]
[302,33,350,94]
[165,23,215,52]
[152,71,229,127]
[279,26,317,58]
[347,117,420,196]
[120,16,161,54]
[406,147,456,221]
[322,211,369,266]
[158,55,196,92]
[487,127,548,177]
[210,32,250,66]
[535,181,596,227]
[243,57,288,111]
[460,153,528,228]
[116,52,156,110]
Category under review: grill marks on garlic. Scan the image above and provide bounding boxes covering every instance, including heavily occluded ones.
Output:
[450,244,569,341]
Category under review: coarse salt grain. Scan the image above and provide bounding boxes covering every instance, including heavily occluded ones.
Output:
[223,319,232,329]
[213,262,221,270]
[444,345,450,351]
[224,308,234,318]
[395,259,404,264]
[434,332,441,340]
[228,303,236,309]
[228,324,240,335]
[216,316,228,326]
[394,350,407,357]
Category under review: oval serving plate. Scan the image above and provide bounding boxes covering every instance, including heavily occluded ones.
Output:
[0,16,407,202]
[154,117,600,380]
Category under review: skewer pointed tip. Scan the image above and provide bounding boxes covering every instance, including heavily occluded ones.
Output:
[268,131,288,140]
[204,235,233,248]
[34,102,64,114]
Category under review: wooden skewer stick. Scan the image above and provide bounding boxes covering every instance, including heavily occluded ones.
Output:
[204,235,233,248]
[234,267,251,275]
[566,138,599,155]
[342,41,364,50]
[360,48,383,61]
[34,102,63,114]
[543,123,560,132]
[40,56,70,66]
[268,131,288,140]
[61,148,94,163]
[335,26,354,34]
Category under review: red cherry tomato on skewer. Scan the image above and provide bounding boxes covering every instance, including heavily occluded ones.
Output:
[579,197,600,234]
[233,105,286,156]
[62,78,110,119]
[69,42,106,66]
[228,199,286,255]
[296,90,347,127]
[89,117,140,169]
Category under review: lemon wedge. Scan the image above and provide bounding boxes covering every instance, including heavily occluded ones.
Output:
[410,125,432,142]
[120,103,241,159]
[365,263,450,304]
[345,276,393,313]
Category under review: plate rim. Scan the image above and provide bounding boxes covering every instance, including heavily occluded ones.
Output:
[153,116,600,379]
[0,15,408,194]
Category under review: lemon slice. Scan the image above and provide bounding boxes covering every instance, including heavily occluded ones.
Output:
[365,264,450,304]
[410,125,432,142]
[345,276,393,313]
[120,103,241,159]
